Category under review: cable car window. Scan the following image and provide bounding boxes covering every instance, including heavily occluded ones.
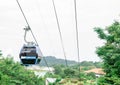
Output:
[23,47,36,51]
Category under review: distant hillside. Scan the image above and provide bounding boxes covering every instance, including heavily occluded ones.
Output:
[39,56,77,66]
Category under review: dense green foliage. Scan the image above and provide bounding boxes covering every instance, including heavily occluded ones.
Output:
[45,60,102,81]
[50,64,97,85]
[0,57,44,85]
[45,62,104,85]
[95,21,120,84]
[0,52,102,85]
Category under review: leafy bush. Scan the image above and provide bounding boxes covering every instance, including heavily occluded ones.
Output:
[0,57,44,85]
[97,76,120,85]
[86,72,96,79]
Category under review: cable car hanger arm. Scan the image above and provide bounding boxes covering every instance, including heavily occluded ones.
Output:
[16,0,38,45]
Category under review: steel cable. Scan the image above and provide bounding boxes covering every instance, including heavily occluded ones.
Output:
[74,0,80,76]
[52,0,68,67]
[16,0,51,72]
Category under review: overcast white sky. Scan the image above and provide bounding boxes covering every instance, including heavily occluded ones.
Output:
[0,0,120,62]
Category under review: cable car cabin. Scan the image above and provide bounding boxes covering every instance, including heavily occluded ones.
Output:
[19,43,42,66]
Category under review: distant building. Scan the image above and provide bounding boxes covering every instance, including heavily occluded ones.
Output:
[84,68,105,77]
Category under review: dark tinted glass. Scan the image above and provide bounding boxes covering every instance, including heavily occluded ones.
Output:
[21,59,36,64]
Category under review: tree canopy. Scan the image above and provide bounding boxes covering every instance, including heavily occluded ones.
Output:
[0,57,44,85]
[95,21,120,84]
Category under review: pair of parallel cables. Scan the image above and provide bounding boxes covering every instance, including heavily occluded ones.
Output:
[52,0,80,74]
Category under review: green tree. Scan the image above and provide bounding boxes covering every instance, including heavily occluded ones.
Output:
[0,57,44,85]
[95,21,120,84]
[94,62,103,68]
[54,65,63,75]
[80,61,94,67]
[86,72,96,79]
[63,68,76,78]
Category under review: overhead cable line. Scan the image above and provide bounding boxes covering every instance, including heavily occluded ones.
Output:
[16,0,51,72]
[52,0,68,67]
[16,0,38,45]
[74,0,80,76]
[34,0,58,68]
